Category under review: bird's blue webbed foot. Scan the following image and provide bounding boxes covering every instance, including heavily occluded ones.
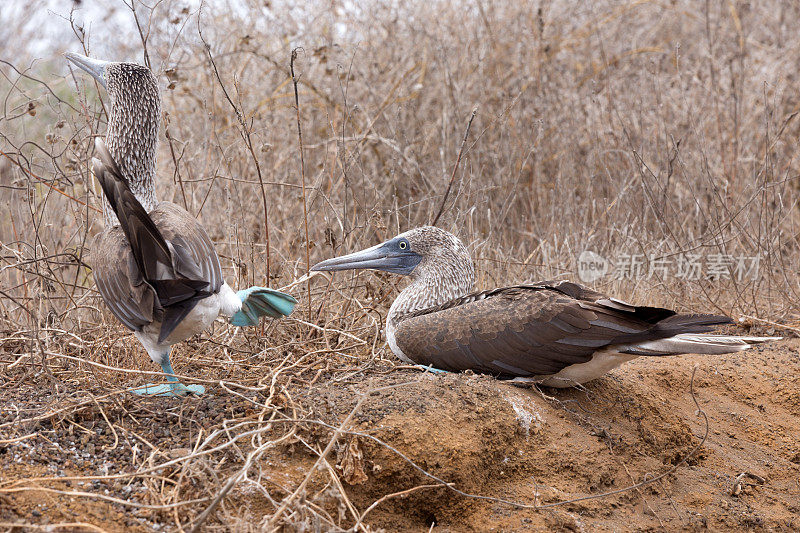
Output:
[132,356,205,397]
[132,382,206,397]
[230,286,297,326]
[415,364,449,374]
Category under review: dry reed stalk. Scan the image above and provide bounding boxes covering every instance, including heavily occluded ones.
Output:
[291,48,313,321]
[432,107,477,227]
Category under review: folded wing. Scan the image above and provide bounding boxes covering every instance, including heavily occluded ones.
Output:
[91,139,222,342]
[393,280,731,377]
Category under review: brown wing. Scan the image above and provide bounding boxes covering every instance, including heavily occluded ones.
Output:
[92,142,223,342]
[91,202,223,337]
[150,202,223,293]
[92,226,155,332]
[392,282,685,377]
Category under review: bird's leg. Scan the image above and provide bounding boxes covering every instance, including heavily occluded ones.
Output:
[229,286,297,326]
[132,349,205,397]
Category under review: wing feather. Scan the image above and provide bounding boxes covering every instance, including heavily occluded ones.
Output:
[91,140,223,342]
[92,227,153,331]
[392,281,695,377]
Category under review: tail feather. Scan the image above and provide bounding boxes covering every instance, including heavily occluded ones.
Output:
[655,313,733,331]
[620,333,782,356]
[92,138,173,282]
[92,138,209,343]
[610,313,732,346]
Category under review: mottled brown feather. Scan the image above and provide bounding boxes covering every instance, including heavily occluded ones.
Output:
[91,144,222,341]
[393,280,730,377]
[92,226,153,331]
[91,201,223,340]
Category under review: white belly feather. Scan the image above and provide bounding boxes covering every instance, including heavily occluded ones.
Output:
[529,349,638,388]
[135,282,240,364]
[166,282,241,343]
[386,321,415,364]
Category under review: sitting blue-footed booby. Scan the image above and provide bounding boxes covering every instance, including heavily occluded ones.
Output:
[67,53,296,396]
[312,226,779,387]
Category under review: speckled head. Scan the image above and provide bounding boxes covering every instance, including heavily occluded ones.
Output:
[391,226,473,281]
[312,226,476,316]
[312,226,471,277]
[67,52,161,221]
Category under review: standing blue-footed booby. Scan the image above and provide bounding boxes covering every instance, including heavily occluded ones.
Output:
[67,53,296,396]
[312,226,779,387]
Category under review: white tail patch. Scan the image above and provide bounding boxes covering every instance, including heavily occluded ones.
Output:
[217,282,242,317]
[528,349,639,388]
[623,334,782,356]
[520,334,782,388]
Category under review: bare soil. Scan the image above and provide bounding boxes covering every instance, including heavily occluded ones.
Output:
[1,339,799,531]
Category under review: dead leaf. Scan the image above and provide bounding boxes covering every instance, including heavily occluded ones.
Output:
[337,437,368,485]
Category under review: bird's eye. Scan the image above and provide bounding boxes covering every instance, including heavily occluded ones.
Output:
[398,241,407,250]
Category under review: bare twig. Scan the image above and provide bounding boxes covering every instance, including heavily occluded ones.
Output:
[291,48,312,319]
[431,108,477,227]
[197,8,271,285]
[267,393,367,527]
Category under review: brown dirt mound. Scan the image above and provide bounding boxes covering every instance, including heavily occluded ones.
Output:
[1,340,799,531]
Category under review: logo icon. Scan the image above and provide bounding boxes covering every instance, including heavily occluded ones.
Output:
[577,251,609,283]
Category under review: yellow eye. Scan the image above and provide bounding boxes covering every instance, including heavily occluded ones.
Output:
[399,241,407,250]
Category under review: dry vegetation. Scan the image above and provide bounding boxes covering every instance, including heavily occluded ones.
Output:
[1,0,799,531]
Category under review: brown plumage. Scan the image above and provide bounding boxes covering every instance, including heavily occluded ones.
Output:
[312,226,779,387]
[67,52,296,395]
[91,139,221,342]
[391,281,728,377]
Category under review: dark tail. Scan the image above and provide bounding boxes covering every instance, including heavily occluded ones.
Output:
[616,314,779,356]
[92,138,173,280]
[607,312,731,346]
[654,313,733,335]
[92,138,208,342]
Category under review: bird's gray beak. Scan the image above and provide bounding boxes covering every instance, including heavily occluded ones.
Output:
[66,52,109,88]
[311,241,422,275]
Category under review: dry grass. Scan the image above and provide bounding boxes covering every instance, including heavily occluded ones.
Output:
[1,0,800,530]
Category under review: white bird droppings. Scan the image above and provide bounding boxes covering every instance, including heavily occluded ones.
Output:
[502,389,543,437]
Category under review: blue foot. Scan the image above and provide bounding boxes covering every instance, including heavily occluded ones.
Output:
[231,286,297,326]
[132,382,206,397]
[415,364,449,374]
[132,354,205,397]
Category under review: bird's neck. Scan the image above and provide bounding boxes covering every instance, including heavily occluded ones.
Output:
[102,95,160,226]
[388,258,475,325]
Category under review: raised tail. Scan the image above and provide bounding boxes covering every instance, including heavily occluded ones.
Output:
[92,138,173,280]
[230,287,297,327]
[92,138,210,342]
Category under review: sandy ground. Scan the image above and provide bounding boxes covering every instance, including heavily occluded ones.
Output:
[1,338,798,531]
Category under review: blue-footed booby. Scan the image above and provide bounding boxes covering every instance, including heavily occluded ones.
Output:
[312,226,779,387]
[68,53,296,396]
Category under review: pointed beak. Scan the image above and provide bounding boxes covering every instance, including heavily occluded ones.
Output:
[66,52,109,88]
[311,242,422,275]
